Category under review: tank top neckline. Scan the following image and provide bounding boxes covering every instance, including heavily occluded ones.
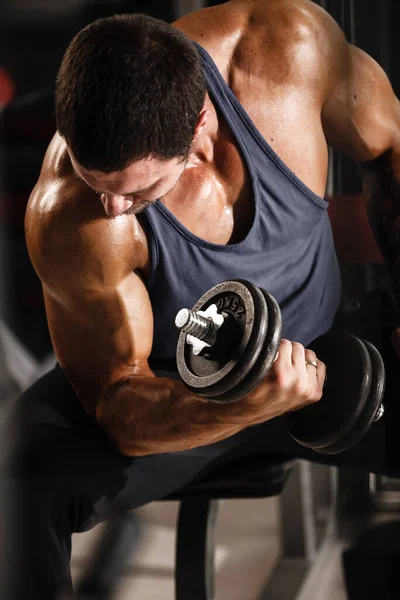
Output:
[152,41,328,251]
[152,46,262,251]
[192,43,328,210]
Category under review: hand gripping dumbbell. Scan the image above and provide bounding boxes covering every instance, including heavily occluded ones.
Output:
[175,280,385,455]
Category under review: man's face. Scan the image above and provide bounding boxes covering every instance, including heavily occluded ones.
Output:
[69,151,187,217]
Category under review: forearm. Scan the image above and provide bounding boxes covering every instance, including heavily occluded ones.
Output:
[95,376,258,456]
[362,151,400,303]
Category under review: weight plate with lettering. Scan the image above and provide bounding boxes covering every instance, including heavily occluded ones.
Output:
[176,280,269,401]
[212,288,282,402]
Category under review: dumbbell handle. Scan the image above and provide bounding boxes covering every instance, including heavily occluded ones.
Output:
[175,308,216,344]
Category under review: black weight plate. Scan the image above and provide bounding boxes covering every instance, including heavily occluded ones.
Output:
[317,339,386,454]
[176,280,268,398]
[285,331,372,451]
[211,288,282,403]
[199,282,269,398]
[188,281,268,397]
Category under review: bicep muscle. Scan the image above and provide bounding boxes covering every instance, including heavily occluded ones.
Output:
[44,267,154,414]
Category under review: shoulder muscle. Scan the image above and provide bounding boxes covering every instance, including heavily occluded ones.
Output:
[25,138,144,305]
[319,17,400,160]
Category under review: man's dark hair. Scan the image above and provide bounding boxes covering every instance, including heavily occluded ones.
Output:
[55,14,206,172]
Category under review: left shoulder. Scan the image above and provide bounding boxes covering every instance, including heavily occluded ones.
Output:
[174,0,346,96]
[174,0,337,42]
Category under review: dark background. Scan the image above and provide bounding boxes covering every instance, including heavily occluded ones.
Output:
[0,0,398,361]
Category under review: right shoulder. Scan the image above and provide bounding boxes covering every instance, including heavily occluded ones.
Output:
[25,133,148,305]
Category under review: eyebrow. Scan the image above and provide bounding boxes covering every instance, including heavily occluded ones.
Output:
[89,183,156,197]
[71,164,159,196]
[121,183,158,196]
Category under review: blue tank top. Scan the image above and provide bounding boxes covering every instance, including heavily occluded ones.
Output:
[143,43,342,374]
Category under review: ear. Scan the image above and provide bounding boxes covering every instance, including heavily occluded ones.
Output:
[194,108,209,136]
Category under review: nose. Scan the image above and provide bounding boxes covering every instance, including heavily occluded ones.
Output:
[101,193,133,217]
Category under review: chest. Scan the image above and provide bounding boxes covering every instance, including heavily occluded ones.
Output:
[163,137,255,245]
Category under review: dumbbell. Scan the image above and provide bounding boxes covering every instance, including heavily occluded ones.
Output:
[175,280,386,455]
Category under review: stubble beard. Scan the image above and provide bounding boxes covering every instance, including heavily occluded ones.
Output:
[123,200,155,216]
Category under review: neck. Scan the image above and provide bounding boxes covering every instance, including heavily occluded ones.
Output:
[188,94,221,167]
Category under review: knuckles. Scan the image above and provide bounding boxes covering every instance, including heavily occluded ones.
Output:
[291,341,305,353]
[262,339,324,408]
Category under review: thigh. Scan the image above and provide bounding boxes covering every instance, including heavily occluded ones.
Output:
[2,366,247,530]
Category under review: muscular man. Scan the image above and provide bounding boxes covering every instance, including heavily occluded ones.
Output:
[3,0,400,597]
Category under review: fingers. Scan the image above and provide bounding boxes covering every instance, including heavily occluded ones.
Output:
[305,348,326,391]
[291,342,306,365]
[284,341,318,371]
[275,339,294,363]
[274,340,325,368]
[274,339,326,395]
[275,340,315,368]
[293,344,324,389]
[304,349,318,377]
[315,359,327,390]
[304,348,317,364]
